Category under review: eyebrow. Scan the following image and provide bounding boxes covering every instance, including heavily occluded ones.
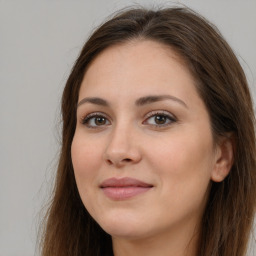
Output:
[135,95,188,108]
[77,97,109,108]
[77,95,188,109]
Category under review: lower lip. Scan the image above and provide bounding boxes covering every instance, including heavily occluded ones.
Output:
[101,186,152,200]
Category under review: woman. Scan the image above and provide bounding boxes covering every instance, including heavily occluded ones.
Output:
[40,6,256,256]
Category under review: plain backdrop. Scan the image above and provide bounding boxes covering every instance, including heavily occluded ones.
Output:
[1,1,256,255]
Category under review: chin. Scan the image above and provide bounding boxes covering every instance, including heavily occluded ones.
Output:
[104,225,140,239]
[96,210,147,239]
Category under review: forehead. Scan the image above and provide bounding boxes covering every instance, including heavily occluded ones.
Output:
[84,40,187,79]
[79,40,199,106]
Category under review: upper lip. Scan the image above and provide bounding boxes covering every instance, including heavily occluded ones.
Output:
[100,177,153,188]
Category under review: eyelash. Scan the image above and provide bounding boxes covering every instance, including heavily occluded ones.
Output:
[81,112,110,128]
[143,110,177,128]
[80,110,177,129]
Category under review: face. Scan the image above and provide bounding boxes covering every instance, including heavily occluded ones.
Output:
[71,40,219,241]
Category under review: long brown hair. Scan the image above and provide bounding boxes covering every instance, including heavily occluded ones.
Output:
[40,6,256,256]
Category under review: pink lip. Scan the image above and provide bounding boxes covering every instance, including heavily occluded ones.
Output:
[100,177,153,200]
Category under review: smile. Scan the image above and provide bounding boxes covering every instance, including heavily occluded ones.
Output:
[100,177,153,200]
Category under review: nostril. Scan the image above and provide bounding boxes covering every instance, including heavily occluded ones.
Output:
[123,158,132,162]
[106,158,132,166]
[106,159,112,165]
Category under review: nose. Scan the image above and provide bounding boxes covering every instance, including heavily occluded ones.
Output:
[103,125,142,168]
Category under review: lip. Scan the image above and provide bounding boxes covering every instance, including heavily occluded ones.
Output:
[100,177,153,200]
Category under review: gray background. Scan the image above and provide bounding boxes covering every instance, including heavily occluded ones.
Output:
[1,0,255,255]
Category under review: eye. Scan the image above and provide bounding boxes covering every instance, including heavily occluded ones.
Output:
[81,113,110,128]
[143,111,176,127]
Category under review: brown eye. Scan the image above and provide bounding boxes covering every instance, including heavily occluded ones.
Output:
[154,115,167,124]
[82,114,110,128]
[95,116,107,125]
[143,112,176,127]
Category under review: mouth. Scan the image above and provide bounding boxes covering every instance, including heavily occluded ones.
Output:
[100,177,153,200]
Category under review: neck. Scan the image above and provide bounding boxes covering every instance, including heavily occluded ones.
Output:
[112,222,200,256]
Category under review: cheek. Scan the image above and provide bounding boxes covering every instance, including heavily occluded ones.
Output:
[71,133,107,219]
[71,134,103,189]
[148,132,213,169]
[146,130,214,198]
[147,138,213,223]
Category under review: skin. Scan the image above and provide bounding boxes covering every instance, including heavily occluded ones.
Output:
[71,40,233,256]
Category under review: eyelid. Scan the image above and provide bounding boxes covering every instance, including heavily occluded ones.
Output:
[80,112,111,125]
[144,110,177,121]
[143,110,177,127]
[79,110,177,129]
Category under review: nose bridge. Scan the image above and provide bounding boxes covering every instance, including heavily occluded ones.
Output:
[110,121,131,148]
[104,118,141,166]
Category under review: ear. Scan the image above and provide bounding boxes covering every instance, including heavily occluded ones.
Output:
[211,134,234,182]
